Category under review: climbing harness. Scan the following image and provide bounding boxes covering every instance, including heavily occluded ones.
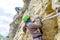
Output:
[33,35,42,39]
[33,35,44,40]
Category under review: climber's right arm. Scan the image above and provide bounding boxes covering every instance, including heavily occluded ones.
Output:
[23,24,27,33]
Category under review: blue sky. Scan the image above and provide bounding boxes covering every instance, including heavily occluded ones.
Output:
[0,0,24,37]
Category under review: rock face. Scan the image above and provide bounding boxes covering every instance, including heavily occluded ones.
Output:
[9,0,60,40]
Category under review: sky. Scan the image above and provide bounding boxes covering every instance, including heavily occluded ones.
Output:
[0,0,24,37]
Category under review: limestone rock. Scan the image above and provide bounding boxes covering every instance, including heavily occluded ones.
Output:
[9,0,59,40]
[54,33,60,40]
[9,6,26,40]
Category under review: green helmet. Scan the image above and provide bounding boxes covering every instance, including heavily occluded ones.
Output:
[22,15,30,22]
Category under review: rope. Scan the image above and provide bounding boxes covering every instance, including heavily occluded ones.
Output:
[42,13,60,22]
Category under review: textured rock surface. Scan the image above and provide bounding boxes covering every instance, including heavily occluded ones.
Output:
[9,0,60,40]
[42,1,58,40]
[9,6,27,40]
[54,13,60,40]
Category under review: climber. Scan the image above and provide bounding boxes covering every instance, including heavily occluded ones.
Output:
[23,15,44,40]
